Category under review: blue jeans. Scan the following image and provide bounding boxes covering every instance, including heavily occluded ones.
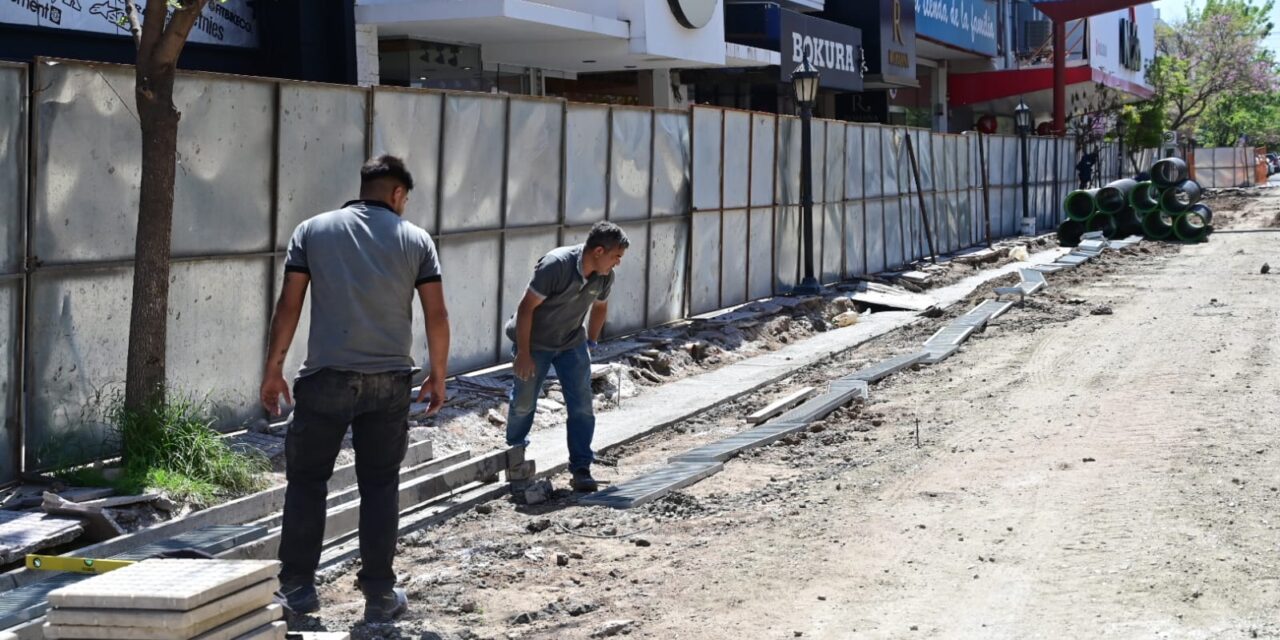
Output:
[506,342,595,472]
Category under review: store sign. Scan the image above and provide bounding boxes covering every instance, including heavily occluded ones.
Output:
[1,0,259,48]
[821,0,916,87]
[667,0,717,30]
[1119,18,1141,71]
[780,9,865,92]
[916,0,997,57]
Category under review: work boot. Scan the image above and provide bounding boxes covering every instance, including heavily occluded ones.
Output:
[570,468,599,493]
[364,587,408,623]
[280,580,319,615]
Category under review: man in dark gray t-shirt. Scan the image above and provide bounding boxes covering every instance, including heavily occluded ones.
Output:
[504,221,629,493]
[259,155,450,623]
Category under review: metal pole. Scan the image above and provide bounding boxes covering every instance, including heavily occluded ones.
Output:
[1021,132,1032,235]
[904,132,938,264]
[1052,20,1066,136]
[978,132,993,248]
[795,103,820,295]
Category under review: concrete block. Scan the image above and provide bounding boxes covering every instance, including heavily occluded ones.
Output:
[230,621,285,640]
[844,351,930,383]
[668,422,809,463]
[921,344,960,364]
[578,462,723,509]
[47,578,276,629]
[745,387,816,424]
[47,559,278,611]
[0,511,84,565]
[44,603,282,640]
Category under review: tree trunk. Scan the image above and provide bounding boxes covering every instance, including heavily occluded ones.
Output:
[124,62,180,414]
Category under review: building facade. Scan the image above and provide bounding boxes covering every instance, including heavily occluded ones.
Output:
[0,0,359,84]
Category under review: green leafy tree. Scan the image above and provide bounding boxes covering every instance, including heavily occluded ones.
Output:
[1150,0,1277,134]
[1119,98,1167,172]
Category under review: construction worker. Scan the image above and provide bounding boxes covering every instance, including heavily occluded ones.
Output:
[259,155,450,623]
[504,221,629,493]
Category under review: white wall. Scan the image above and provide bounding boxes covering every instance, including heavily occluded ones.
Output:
[619,0,727,66]
[1088,4,1156,90]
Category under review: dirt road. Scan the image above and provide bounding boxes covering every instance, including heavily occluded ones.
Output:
[304,189,1280,640]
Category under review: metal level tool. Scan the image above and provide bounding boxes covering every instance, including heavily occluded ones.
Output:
[25,554,136,574]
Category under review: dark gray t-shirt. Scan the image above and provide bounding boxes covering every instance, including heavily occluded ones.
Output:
[504,245,613,352]
[285,200,442,377]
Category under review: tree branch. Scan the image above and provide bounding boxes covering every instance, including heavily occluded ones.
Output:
[124,0,143,50]
[153,0,211,66]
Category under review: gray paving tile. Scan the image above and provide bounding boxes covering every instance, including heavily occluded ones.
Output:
[845,352,930,383]
[921,344,960,364]
[0,512,84,565]
[774,385,869,425]
[668,422,809,463]
[578,463,724,509]
[924,324,976,348]
[1057,254,1090,266]
[1030,264,1066,273]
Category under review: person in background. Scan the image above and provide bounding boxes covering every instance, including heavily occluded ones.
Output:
[503,221,629,493]
[259,155,450,623]
[1077,150,1098,189]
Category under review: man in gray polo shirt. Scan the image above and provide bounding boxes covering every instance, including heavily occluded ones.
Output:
[504,221,629,492]
[259,155,450,623]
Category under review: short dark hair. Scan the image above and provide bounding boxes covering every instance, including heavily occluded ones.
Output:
[585,221,630,252]
[360,155,414,191]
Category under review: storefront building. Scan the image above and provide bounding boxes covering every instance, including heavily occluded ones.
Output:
[1,0,358,84]
[702,1,863,116]
[948,2,1155,133]
[355,0,777,106]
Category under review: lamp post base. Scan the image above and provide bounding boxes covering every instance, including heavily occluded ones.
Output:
[792,277,823,296]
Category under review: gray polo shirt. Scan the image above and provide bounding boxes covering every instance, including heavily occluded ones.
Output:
[504,244,613,352]
[285,200,442,377]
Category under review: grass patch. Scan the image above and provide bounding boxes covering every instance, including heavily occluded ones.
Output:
[46,393,270,507]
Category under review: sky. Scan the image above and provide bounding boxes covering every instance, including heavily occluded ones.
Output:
[1152,0,1280,54]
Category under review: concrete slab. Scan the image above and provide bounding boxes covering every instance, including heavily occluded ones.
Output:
[1019,268,1047,285]
[46,578,277,629]
[230,621,285,640]
[668,422,809,463]
[921,344,961,364]
[0,511,84,565]
[1030,264,1066,273]
[844,351,930,383]
[578,462,724,509]
[745,387,816,424]
[0,526,268,633]
[1058,254,1090,266]
[847,282,938,312]
[44,602,281,640]
[47,560,279,611]
[774,386,868,425]
[924,324,976,348]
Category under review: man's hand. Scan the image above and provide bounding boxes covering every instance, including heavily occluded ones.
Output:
[417,374,447,416]
[260,375,292,417]
[514,351,536,381]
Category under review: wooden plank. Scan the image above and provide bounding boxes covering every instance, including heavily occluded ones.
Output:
[0,440,433,594]
[745,387,816,424]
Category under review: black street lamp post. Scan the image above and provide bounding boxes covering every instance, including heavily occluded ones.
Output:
[1015,100,1033,236]
[792,57,821,296]
[1116,116,1127,177]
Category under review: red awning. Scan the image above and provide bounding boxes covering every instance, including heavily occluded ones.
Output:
[1031,0,1153,21]
[949,64,1154,106]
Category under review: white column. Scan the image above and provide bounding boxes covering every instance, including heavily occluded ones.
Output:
[355,24,380,88]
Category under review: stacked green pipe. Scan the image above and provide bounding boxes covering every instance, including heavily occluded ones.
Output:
[1061,156,1214,245]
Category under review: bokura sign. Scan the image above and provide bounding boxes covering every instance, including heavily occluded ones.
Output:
[780,9,865,92]
[2,0,259,48]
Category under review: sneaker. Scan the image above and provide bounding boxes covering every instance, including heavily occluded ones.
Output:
[280,580,319,615]
[363,587,408,623]
[570,468,599,493]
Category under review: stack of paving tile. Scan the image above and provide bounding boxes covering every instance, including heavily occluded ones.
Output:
[42,559,285,640]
